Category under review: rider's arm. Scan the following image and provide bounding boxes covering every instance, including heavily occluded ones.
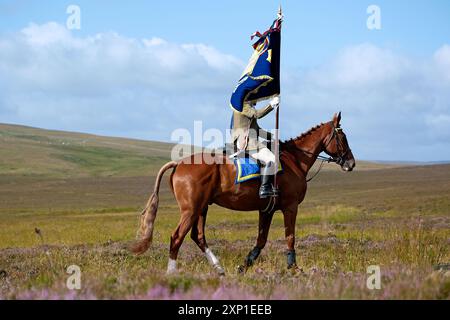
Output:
[256,103,274,119]
[241,103,273,120]
[256,96,280,119]
[241,97,280,119]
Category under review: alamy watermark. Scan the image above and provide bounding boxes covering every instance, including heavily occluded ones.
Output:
[367,5,381,30]
[366,265,381,290]
[66,265,81,290]
[170,121,278,165]
[66,4,81,30]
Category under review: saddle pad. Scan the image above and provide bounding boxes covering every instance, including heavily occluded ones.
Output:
[234,157,282,184]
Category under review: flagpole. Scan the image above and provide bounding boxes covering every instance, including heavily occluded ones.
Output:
[273,5,282,193]
[274,101,280,191]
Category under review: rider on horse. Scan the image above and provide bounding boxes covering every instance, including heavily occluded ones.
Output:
[229,9,283,199]
[230,96,280,198]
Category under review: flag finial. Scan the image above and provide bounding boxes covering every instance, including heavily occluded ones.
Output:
[278,5,283,20]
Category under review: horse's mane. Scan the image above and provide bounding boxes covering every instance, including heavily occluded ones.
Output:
[281,122,328,151]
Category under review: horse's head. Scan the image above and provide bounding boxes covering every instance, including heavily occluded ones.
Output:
[323,112,356,172]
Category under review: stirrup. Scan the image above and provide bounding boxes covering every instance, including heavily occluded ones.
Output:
[272,187,280,196]
[259,185,277,199]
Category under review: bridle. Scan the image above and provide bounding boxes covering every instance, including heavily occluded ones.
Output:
[294,122,351,182]
[323,123,351,166]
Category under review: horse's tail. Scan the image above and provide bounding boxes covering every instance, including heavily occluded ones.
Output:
[130,161,178,255]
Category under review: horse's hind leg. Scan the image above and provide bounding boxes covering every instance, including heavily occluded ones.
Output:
[167,211,196,274]
[190,208,208,252]
[241,210,275,272]
[190,207,225,276]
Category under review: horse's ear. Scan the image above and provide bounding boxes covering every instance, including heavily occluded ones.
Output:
[333,111,342,127]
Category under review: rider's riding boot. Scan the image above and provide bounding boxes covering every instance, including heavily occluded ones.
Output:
[259,162,277,199]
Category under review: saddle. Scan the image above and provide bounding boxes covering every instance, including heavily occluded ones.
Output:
[222,143,282,184]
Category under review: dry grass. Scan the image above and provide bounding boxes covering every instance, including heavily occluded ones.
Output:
[0,124,449,299]
[1,211,448,300]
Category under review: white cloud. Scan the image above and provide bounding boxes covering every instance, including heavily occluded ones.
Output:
[0,22,244,93]
[280,43,450,161]
[434,44,450,82]
[308,44,411,88]
[0,23,449,161]
[21,22,72,46]
[0,22,244,139]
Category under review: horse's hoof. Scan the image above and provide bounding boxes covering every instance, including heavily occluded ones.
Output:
[288,264,304,274]
[214,264,225,277]
[237,265,247,274]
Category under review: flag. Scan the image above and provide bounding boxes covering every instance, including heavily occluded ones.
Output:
[230,17,282,113]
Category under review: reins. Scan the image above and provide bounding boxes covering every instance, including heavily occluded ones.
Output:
[306,159,326,182]
[263,121,351,214]
[304,154,337,182]
[290,123,350,182]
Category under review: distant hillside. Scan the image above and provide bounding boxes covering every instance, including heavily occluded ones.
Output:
[0,123,410,178]
[0,123,174,178]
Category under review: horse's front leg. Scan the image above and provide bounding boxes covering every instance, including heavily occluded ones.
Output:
[283,205,298,269]
[240,210,274,273]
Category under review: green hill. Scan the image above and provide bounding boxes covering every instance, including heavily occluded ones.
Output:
[0,123,173,178]
[0,123,409,178]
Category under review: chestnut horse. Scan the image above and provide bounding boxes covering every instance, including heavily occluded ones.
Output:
[131,112,355,275]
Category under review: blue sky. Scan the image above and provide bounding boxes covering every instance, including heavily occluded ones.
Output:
[1,0,450,161]
[2,0,450,65]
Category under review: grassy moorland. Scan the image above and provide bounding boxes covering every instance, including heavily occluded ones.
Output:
[0,123,449,300]
[0,123,173,178]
